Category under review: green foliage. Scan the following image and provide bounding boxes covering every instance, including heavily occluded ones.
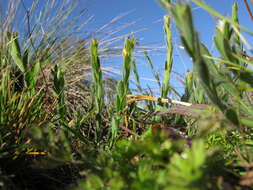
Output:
[144,51,161,89]
[0,34,48,159]
[110,37,135,146]
[0,84,47,158]
[163,1,253,126]
[9,32,41,95]
[132,56,143,92]
[90,38,104,142]
[28,125,73,167]
[9,33,25,73]
[2,0,253,189]
[75,133,213,190]
[52,64,66,121]
[161,16,173,99]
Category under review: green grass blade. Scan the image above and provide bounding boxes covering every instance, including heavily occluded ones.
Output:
[10,35,25,72]
[161,15,173,99]
[192,0,253,36]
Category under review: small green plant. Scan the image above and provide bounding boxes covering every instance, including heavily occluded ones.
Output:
[0,32,49,159]
[52,64,66,123]
[110,37,135,146]
[90,38,104,142]
[75,132,214,190]
[160,15,173,99]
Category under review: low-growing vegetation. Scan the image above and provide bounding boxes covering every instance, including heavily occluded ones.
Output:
[1,0,253,189]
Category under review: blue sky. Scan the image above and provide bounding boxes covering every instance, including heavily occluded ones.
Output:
[5,0,252,95]
[87,0,253,94]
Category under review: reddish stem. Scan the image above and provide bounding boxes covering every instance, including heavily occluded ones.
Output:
[244,0,253,21]
[120,125,139,137]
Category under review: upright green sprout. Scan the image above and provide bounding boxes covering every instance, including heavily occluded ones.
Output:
[110,37,135,146]
[161,15,173,99]
[90,38,104,142]
[52,64,66,122]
